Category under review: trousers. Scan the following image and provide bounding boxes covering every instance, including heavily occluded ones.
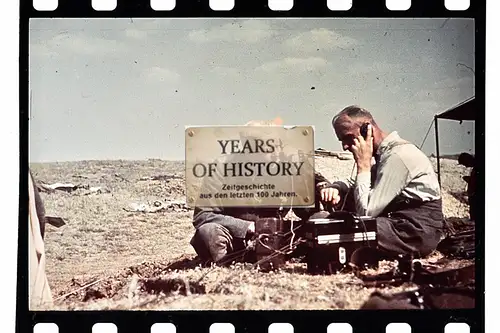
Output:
[190,222,248,264]
[340,195,445,258]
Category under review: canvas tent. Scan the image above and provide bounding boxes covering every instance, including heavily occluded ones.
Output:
[434,96,476,184]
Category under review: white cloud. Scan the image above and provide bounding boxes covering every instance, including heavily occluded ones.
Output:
[124,20,172,40]
[414,76,474,100]
[285,28,358,52]
[31,32,127,57]
[143,66,180,82]
[319,102,347,116]
[210,66,240,77]
[416,100,442,113]
[350,61,405,74]
[436,76,474,90]
[412,76,474,116]
[188,20,275,44]
[125,28,149,40]
[256,57,328,73]
[30,43,59,58]
[67,35,126,55]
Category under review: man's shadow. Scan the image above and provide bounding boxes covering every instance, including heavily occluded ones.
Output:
[165,255,205,270]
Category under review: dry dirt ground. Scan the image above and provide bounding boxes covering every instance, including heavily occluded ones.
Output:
[29,155,473,311]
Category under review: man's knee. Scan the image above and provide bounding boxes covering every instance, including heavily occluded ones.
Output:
[376,217,441,258]
[191,222,220,241]
[191,223,232,248]
[190,223,233,262]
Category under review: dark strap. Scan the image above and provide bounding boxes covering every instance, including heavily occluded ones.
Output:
[412,262,475,286]
[361,285,475,310]
[437,228,475,259]
[356,254,475,289]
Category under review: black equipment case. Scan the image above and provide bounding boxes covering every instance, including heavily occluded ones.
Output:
[304,211,378,274]
[254,217,293,271]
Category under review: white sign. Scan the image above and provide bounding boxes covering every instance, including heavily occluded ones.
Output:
[185,125,315,208]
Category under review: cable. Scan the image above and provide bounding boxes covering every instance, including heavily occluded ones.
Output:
[339,161,372,250]
[356,216,371,248]
[282,152,301,252]
[419,118,435,150]
[340,162,357,211]
[288,173,296,251]
[208,237,307,294]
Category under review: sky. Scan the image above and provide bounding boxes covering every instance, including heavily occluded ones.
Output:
[28,18,475,163]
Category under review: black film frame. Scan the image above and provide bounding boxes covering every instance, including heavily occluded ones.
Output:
[18,1,486,332]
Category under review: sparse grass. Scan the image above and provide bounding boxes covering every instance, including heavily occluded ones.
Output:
[29,156,472,311]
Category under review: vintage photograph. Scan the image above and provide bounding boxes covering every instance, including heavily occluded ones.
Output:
[28,18,476,310]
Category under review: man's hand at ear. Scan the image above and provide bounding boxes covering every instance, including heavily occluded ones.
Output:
[351,124,374,173]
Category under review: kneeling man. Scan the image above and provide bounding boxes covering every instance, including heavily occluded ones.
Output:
[190,171,331,265]
[189,118,330,265]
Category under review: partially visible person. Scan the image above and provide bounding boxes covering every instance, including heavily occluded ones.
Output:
[31,170,47,238]
[458,152,476,221]
[28,170,53,309]
[320,105,445,259]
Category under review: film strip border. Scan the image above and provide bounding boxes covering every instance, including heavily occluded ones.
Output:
[31,0,474,12]
[27,310,479,332]
[33,321,473,333]
[25,0,481,17]
[20,0,485,332]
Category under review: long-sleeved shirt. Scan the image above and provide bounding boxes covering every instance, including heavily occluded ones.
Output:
[331,131,441,217]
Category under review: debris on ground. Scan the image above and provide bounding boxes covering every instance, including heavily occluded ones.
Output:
[82,187,110,196]
[37,182,81,193]
[114,173,130,182]
[124,200,190,213]
[46,216,67,228]
[139,174,183,181]
[37,181,110,196]
[315,148,353,160]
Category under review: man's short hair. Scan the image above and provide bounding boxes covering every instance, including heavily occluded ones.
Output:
[332,105,375,127]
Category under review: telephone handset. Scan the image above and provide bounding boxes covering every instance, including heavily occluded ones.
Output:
[360,122,370,140]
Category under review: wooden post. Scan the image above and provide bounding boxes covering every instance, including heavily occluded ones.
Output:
[434,116,441,186]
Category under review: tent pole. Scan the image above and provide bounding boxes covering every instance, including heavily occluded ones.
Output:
[434,116,441,186]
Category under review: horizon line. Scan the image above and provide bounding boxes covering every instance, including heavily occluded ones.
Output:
[28,153,466,165]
